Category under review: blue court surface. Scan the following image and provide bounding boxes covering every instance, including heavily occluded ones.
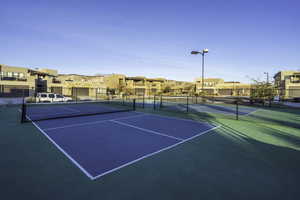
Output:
[31,111,219,180]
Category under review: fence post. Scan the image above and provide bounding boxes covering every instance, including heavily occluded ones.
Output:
[75,88,77,103]
[236,99,239,120]
[153,95,156,110]
[22,88,25,103]
[186,95,189,112]
[133,99,136,110]
[142,93,145,108]
[160,95,162,109]
[268,88,272,107]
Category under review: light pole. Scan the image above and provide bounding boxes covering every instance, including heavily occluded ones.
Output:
[191,49,209,95]
[264,72,269,85]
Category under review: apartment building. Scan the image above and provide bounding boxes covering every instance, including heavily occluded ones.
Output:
[0,64,56,97]
[163,80,195,95]
[0,64,107,99]
[55,74,106,99]
[195,78,251,96]
[119,76,165,96]
[195,78,223,95]
[274,70,300,98]
[103,74,126,93]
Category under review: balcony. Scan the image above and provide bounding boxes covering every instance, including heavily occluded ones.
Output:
[134,83,145,87]
[52,79,62,84]
[0,76,27,82]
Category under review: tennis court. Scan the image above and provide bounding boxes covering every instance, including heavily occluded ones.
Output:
[24,102,219,180]
[188,103,258,115]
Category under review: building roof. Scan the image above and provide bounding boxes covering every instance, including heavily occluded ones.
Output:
[28,69,56,77]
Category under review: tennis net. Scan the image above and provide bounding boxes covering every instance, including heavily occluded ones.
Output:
[21,99,136,122]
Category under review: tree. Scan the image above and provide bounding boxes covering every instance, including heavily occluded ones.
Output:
[250,78,276,106]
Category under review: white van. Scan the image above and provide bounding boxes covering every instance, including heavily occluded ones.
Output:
[36,93,72,103]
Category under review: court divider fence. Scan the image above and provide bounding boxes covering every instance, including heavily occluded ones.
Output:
[0,85,299,121]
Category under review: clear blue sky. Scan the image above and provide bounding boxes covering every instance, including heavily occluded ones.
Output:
[1,0,299,83]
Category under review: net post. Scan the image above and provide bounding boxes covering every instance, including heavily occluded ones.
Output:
[133,99,136,110]
[21,103,26,123]
[153,95,156,110]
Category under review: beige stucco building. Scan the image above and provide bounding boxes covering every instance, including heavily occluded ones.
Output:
[0,64,55,97]
[274,70,300,98]
[195,78,251,96]
[118,76,165,96]
[0,64,107,99]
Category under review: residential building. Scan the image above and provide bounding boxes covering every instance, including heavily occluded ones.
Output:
[194,78,251,96]
[103,74,126,93]
[0,64,107,100]
[55,74,106,99]
[195,78,224,95]
[274,70,300,98]
[0,64,56,97]
[119,76,165,96]
[163,80,195,95]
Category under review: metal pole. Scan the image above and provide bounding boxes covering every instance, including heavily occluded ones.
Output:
[202,53,204,95]
[236,99,239,120]
[153,95,156,110]
[186,95,189,112]
[133,99,136,110]
[160,95,162,109]
[142,93,145,108]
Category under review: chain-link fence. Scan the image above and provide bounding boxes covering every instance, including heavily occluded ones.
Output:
[1,85,300,111]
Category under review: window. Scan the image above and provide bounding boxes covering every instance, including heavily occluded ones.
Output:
[41,94,47,97]
[13,72,19,77]
[49,94,55,98]
[56,94,63,98]
[7,72,12,77]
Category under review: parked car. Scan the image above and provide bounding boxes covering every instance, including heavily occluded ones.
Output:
[36,93,72,103]
[273,95,280,102]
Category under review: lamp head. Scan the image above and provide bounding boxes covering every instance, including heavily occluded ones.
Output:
[191,51,200,55]
[203,48,209,53]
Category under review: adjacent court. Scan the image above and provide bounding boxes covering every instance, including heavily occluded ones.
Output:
[160,101,258,115]
[30,111,218,180]
[189,103,258,115]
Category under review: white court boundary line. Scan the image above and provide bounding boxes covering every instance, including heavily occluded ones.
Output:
[28,112,221,181]
[26,115,94,179]
[187,104,258,116]
[135,111,214,124]
[44,113,146,131]
[243,108,260,116]
[111,120,183,141]
[91,124,221,180]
